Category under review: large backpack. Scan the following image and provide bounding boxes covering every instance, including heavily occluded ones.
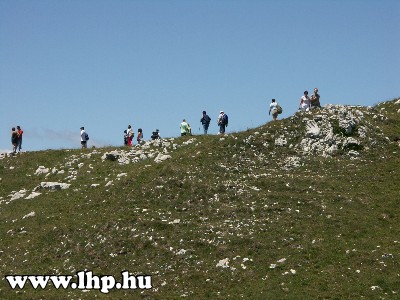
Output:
[276,105,283,114]
[222,114,228,125]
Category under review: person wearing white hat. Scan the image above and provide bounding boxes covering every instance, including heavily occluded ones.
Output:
[217,111,228,135]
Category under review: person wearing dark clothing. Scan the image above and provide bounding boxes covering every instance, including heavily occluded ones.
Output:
[137,128,144,144]
[151,129,160,140]
[310,88,321,109]
[123,130,128,146]
[200,111,211,134]
[217,111,228,135]
[11,127,18,153]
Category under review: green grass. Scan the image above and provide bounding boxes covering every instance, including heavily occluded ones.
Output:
[0,99,399,299]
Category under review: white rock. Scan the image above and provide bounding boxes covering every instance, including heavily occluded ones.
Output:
[306,120,320,138]
[35,166,49,175]
[176,249,187,255]
[41,182,71,190]
[345,137,360,148]
[154,153,172,163]
[275,137,287,147]
[348,150,359,157]
[216,258,230,268]
[326,145,339,155]
[25,192,41,199]
[22,211,36,219]
[10,191,26,201]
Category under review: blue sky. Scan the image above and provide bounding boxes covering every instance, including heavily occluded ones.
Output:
[1,0,399,152]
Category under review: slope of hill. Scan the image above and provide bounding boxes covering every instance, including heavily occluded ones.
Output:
[1,99,399,299]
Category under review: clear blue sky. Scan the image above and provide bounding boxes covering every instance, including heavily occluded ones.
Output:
[1,0,399,152]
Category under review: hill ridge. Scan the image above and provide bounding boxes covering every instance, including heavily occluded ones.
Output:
[0,98,399,299]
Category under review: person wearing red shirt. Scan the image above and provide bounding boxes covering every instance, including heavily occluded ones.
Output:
[16,126,23,152]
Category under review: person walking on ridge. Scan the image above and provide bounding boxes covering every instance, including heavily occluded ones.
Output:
[16,126,23,152]
[11,127,18,154]
[200,111,211,134]
[217,111,228,135]
[269,99,279,121]
[180,119,190,136]
[80,127,89,149]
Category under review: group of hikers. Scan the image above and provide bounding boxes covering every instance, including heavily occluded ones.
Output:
[179,110,229,137]
[119,110,229,148]
[269,87,321,121]
[11,89,320,151]
[123,126,148,147]
[10,126,23,153]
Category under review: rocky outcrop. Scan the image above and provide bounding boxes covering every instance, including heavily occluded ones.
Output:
[288,104,389,157]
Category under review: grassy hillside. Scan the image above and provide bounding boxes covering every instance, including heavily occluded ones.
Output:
[0,99,399,299]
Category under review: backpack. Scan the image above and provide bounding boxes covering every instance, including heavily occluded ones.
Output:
[85,133,89,140]
[222,114,228,125]
[276,105,283,114]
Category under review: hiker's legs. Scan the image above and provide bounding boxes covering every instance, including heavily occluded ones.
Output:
[219,124,225,135]
[203,125,208,134]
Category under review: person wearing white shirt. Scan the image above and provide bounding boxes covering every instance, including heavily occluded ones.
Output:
[299,91,311,111]
[126,125,134,146]
[269,99,279,121]
[217,111,228,134]
[80,127,88,148]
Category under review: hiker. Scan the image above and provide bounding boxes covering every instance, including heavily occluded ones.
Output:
[137,128,144,144]
[180,119,190,136]
[151,129,160,140]
[80,127,89,149]
[16,125,23,152]
[299,91,311,111]
[299,99,309,112]
[269,99,279,121]
[310,88,321,109]
[123,130,128,146]
[11,127,18,153]
[217,111,228,135]
[200,111,211,134]
[126,125,134,146]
